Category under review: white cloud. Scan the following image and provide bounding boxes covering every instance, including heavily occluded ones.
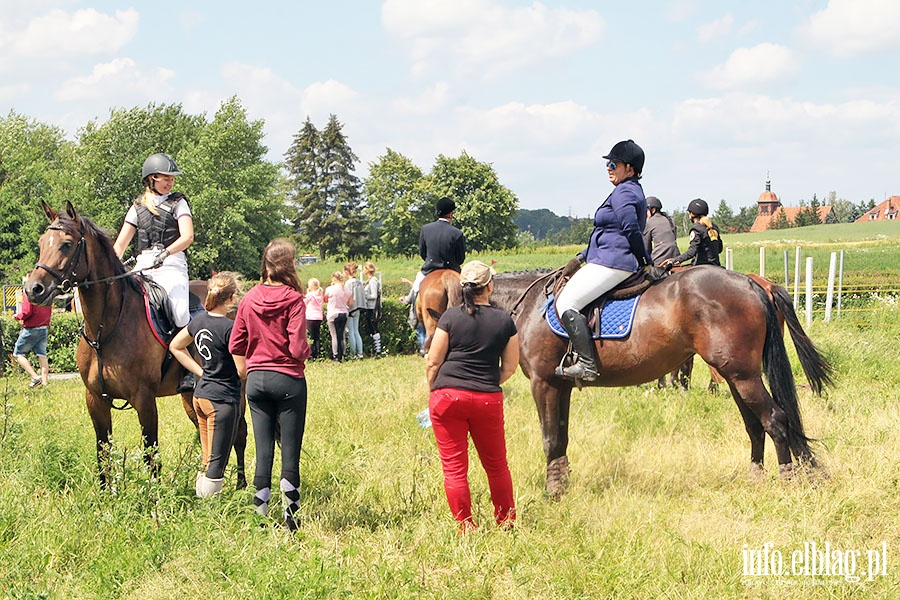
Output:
[700,43,798,90]
[382,0,604,79]
[7,8,138,60]
[55,58,174,102]
[797,0,900,58]
[671,93,900,147]
[391,82,451,115]
[697,13,734,42]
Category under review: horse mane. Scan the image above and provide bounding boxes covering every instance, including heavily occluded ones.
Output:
[55,210,142,293]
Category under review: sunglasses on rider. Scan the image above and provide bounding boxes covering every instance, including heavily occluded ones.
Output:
[606,160,619,170]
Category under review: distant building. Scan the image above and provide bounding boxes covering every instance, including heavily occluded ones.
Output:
[749,178,833,232]
[856,196,899,222]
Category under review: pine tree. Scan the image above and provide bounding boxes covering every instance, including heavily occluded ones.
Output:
[285,115,366,260]
[769,207,791,230]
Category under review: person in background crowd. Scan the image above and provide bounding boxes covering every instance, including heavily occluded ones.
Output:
[13,293,52,387]
[229,239,310,531]
[344,262,366,360]
[304,278,324,360]
[170,272,242,497]
[324,271,351,362]
[426,260,519,534]
[362,262,383,355]
[663,198,723,268]
[643,195,680,265]
[113,152,195,391]
[556,139,650,382]
[400,276,427,355]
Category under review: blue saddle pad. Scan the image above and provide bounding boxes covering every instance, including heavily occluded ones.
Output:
[541,294,640,339]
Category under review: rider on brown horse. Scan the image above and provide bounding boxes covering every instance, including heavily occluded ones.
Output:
[556,140,650,383]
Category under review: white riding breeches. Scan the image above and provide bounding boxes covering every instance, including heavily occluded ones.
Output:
[135,248,190,327]
[555,262,632,315]
[412,270,426,294]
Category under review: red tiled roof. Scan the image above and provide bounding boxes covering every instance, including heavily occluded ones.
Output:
[750,206,833,232]
[855,196,899,222]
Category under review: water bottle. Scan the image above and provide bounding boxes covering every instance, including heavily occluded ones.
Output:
[416,407,432,429]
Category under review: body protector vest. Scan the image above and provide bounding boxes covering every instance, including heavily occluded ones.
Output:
[134,193,185,253]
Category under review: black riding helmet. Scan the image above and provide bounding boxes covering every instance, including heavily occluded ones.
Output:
[142,153,182,185]
[603,139,645,175]
[646,196,662,210]
[687,198,709,216]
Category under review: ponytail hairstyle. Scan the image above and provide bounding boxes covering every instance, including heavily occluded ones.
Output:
[344,261,358,277]
[260,238,303,293]
[204,271,242,311]
[138,188,160,215]
[461,282,487,316]
[699,215,719,241]
[363,261,376,278]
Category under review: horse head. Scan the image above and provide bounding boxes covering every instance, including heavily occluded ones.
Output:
[25,201,89,305]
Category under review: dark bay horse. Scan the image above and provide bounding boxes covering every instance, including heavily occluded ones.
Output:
[25,201,246,487]
[487,266,833,497]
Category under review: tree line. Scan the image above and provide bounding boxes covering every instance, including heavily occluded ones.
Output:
[0,98,518,282]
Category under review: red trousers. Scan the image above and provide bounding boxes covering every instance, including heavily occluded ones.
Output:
[429,387,515,527]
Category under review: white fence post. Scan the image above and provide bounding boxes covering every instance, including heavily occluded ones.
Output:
[837,250,844,318]
[759,247,766,277]
[783,250,789,286]
[793,246,801,309]
[825,252,837,322]
[805,257,814,326]
[725,247,733,270]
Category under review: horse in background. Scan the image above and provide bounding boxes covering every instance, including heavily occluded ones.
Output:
[488,266,833,497]
[25,201,246,488]
[415,269,462,350]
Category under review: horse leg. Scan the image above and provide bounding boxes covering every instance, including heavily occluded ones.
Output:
[133,392,161,478]
[707,365,724,395]
[729,390,767,480]
[531,377,573,499]
[726,377,795,478]
[86,389,113,487]
[675,356,693,390]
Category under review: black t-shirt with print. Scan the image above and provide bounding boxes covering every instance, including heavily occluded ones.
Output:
[187,311,241,404]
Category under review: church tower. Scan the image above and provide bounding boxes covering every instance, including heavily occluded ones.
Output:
[756,177,781,216]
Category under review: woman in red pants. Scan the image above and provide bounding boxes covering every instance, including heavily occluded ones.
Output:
[425,260,519,533]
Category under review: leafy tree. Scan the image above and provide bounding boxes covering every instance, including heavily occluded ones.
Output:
[427,151,518,252]
[548,217,593,246]
[515,208,573,240]
[285,115,366,260]
[0,112,73,280]
[73,103,204,230]
[177,97,287,278]
[364,148,430,257]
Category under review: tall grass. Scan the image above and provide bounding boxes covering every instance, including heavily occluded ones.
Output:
[1,297,898,598]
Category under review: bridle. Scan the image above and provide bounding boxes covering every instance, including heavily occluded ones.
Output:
[34,222,88,294]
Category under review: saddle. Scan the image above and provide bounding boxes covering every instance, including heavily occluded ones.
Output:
[138,276,203,346]
[553,258,668,336]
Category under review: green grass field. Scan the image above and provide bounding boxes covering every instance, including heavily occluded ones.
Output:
[2,221,899,598]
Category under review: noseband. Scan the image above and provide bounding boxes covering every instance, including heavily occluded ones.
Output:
[34,222,87,293]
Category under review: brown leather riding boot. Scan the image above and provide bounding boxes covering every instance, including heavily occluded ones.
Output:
[557,309,599,381]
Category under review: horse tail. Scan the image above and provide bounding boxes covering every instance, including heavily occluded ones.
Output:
[445,271,462,308]
[770,284,834,395]
[752,280,814,459]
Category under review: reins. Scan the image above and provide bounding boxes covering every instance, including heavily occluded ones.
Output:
[508,267,562,319]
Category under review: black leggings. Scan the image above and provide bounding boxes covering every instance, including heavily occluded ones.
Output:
[327,313,347,361]
[307,319,322,358]
[246,370,307,491]
[362,308,379,335]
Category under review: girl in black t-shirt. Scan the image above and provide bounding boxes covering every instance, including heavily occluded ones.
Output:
[171,272,242,497]
[425,260,519,533]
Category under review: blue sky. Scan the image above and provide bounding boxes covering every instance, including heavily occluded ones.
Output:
[2,0,899,217]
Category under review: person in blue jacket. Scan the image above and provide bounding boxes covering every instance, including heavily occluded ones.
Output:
[555,139,650,382]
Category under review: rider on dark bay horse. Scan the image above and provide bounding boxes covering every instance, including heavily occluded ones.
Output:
[556,139,650,383]
[409,196,466,310]
[662,198,723,268]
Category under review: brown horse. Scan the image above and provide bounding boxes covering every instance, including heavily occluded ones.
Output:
[25,201,246,487]
[416,269,462,349]
[485,265,833,497]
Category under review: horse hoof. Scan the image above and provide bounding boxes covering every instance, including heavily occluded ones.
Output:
[748,463,766,482]
[778,463,794,479]
[546,455,570,499]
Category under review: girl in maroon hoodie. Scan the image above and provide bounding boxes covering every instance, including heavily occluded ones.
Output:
[229,238,311,531]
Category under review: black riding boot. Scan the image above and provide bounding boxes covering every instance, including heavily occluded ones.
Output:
[177,371,196,393]
[556,309,599,382]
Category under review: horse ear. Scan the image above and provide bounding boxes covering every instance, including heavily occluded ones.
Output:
[42,201,58,222]
[65,201,78,221]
